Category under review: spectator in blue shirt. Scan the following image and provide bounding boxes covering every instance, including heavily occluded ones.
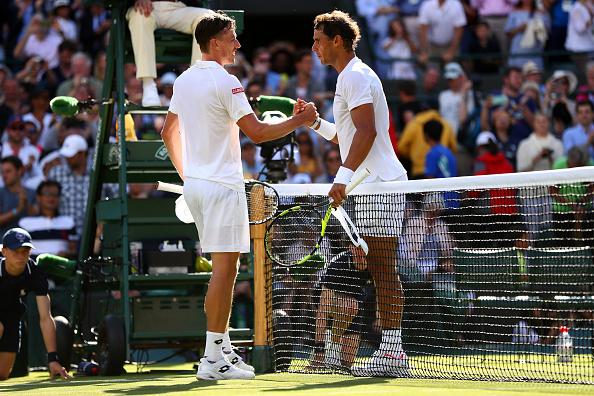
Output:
[423,119,460,209]
[562,100,594,159]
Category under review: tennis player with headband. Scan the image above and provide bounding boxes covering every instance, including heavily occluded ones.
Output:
[297,10,409,377]
[160,11,317,381]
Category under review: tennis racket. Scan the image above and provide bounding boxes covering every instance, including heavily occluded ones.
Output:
[156,180,280,225]
[265,168,371,267]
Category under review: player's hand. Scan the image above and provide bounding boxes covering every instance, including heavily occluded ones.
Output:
[49,362,72,380]
[328,183,347,208]
[293,98,307,115]
[134,0,153,17]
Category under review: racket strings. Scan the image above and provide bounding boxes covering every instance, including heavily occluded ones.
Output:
[246,181,279,224]
[266,208,322,266]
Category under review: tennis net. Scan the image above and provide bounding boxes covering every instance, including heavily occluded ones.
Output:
[264,167,594,384]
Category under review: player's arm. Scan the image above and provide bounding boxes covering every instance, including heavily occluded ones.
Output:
[328,103,376,204]
[294,98,338,143]
[36,295,71,379]
[160,111,184,180]
[238,103,317,144]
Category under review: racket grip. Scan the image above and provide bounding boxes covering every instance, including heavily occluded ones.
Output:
[156,181,184,195]
[345,168,371,195]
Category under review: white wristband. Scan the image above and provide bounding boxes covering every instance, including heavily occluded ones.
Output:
[312,118,336,141]
[334,166,354,185]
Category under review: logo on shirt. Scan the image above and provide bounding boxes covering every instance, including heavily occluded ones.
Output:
[232,87,244,94]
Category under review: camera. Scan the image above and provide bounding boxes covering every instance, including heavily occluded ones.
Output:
[542,148,553,157]
[256,110,295,183]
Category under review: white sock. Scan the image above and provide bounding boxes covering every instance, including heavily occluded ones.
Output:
[142,77,156,89]
[380,329,402,352]
[204,331,224,362]
[222,331,234,355]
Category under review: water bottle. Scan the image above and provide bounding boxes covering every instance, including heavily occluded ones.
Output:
[77,361,100,376]
[556,326,573,363]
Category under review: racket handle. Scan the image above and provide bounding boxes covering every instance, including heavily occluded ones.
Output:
[345,168,371,195]
[156,181,183,195]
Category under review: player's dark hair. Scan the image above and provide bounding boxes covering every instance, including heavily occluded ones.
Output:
[195,11,236,53]
[423,119,443,142]
[314,10,361,51]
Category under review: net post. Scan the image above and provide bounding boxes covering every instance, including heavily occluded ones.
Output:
[249,184,274,373]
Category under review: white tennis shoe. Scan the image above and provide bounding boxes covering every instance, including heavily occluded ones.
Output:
[195,357,255,380]
[324,341,341,368]
[351,351,410,377]
[225,351,255,372]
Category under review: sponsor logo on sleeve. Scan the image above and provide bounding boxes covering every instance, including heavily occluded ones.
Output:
[232,87,244,94]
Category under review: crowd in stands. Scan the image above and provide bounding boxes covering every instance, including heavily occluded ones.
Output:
[0,0,593,254]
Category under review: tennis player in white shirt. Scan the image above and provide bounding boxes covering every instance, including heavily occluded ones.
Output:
[297,10,409,377]
[160,11,317,381]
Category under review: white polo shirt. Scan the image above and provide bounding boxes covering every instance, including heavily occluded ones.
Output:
[565,1,594,53]
[419,0,467,47]
[169,61,254,192]
[333,57,407,182]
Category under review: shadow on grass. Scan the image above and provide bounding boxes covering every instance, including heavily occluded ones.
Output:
[260,376,389,392]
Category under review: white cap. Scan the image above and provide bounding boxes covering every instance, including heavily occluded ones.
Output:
[53,0,70,9]
[547,70,578,94]
[160,72,177,86]
[444,62,464,79]
[475,131,497,147]
[59,134,88,158]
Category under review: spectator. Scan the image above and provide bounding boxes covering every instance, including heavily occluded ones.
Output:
[565,0,594,72]
[516,112,563,172]
[551,101,575,139]
[381,18,417,81]
[396,0,426,45]
[316,147,342,183]
[47,134,89,237]
[43,39,76,95]
[284,50,325,103]
[562,100,594,159]
[439,62,475,136]
[418,0,467,64]
[420,64,441,110]
[0,79,25,125]
[550,146,594,248]
[491,108,519,167]
[576,61,594,105]
[1,116,41,185]
[505,0,550,69]
[13,14,63,69]
[544,70,577,118]
[474,131,515,175]
[15,56,48,91]
[56,51,102,98]
[471,0,519,50]
[22,87,58,152]
[51,0,77,42]
[158,72,176,107]
[521,61,544,92]
[126,0,213,106]
[466,20,502,74]
[356,0,400,43]
[241,141,262,180]
[399,109,457,179]
[396,80,422,130]
[79,0,111,58]
[423,119,458,179]
[543,0,575,62]
[291,131,321,182]
[0,156,36,236]
[18,180,77,258]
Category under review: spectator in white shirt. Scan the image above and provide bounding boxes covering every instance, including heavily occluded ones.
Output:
[1,117,41,186]
[382,18,417,80]
[51,0,78,42]
[516,112,563,172]
[565,0,594,72]
[439,62,475,135]
[356,0,400,43]
[418,0,467,64]
[13,14,63,69]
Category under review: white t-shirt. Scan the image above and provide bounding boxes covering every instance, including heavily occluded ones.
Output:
[23,31,63,69]
[438,89,475,134]
[169,61,254,192]
[565,2,594,53]
[516,133,563,172]
[333,57,407,182]
[419,0,467,46]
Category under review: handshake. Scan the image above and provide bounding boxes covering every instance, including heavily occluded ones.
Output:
[292,98,320,129]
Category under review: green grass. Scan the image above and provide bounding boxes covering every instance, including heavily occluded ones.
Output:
[2,363,594,396]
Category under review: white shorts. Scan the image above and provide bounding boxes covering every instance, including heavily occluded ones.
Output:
[355,174,407,237]
[183,178,250,253]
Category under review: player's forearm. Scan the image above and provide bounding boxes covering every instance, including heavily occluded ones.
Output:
[250,117,304,144]
[342,129,376,172]
[39,316,58,355]
[162,133,184,179]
